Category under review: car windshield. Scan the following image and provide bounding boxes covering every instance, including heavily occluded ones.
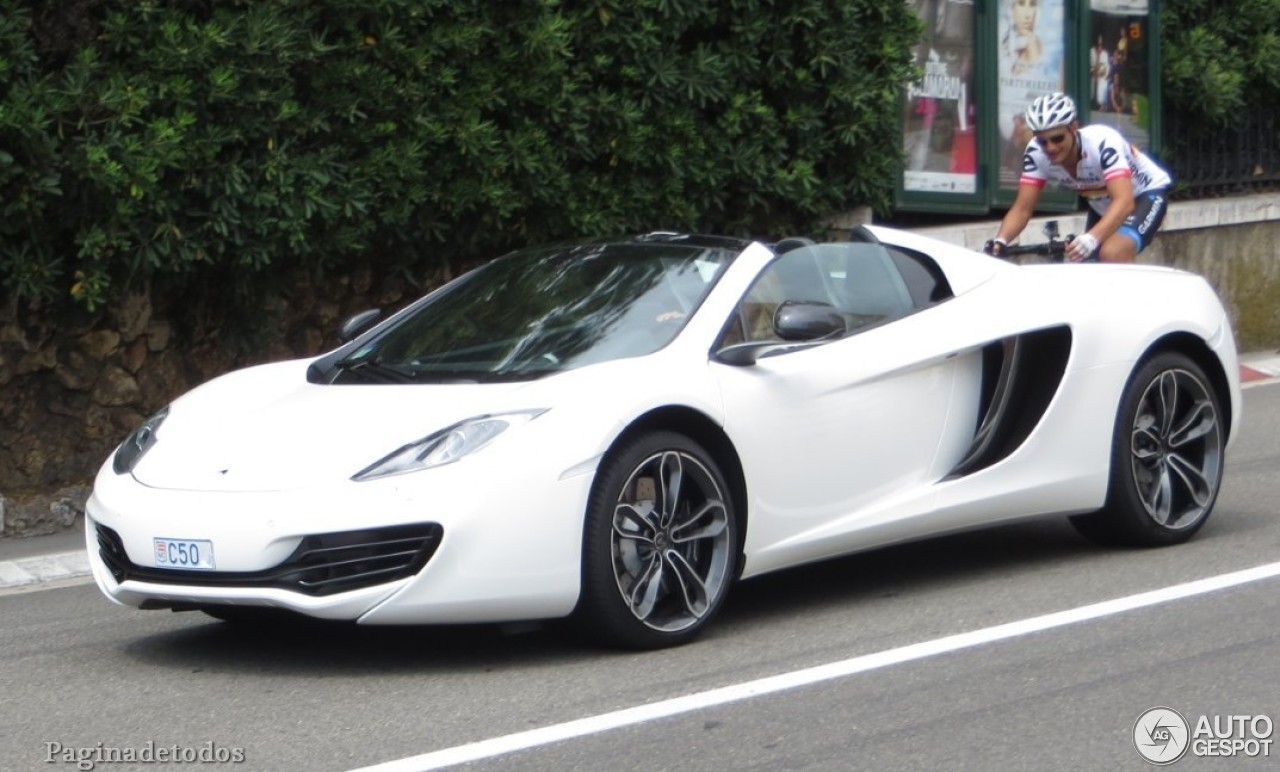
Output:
[340,239,741,382]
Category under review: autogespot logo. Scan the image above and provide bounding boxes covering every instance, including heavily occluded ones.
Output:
[1133,707,1275,763]
[1134,707,1190,765]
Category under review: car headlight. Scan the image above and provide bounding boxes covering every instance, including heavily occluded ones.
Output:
[112,406,171,475]
[352,410,546,481]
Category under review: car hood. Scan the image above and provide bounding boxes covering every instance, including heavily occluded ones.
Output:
[130,360,540,492]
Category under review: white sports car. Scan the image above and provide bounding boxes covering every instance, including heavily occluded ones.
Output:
[87,226,1241,648]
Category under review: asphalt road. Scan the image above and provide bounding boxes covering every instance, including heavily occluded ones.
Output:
[3,383,1278,772]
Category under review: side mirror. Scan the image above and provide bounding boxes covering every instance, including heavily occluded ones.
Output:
[774,301,845,341]
[337,309,382,343]
[714,302,845,367]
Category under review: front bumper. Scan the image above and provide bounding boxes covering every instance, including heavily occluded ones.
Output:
[86,448,594,624]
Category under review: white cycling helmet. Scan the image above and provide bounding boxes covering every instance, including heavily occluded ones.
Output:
[1025,92,1077,132]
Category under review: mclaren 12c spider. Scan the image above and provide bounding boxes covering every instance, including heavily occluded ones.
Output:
[87,226,1241,648]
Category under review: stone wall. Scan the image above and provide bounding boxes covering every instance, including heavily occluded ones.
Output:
[1155,222,1280,350]
[0,261,447,538]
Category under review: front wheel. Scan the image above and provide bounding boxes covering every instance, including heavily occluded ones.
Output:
[574,431,738,649]
[1071,352,1225,546]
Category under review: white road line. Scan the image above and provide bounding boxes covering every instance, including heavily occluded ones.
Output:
[349,560,1280,772]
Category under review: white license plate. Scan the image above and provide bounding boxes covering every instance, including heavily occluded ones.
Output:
[153,538,215,570]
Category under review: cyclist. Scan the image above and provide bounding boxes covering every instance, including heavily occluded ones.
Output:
[984,92,1171,262]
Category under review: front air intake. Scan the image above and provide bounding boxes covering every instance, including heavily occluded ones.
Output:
[95,522,443,596]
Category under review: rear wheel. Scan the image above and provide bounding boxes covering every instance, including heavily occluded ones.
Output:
[1071,352,1224,546]
[575,431,737,649]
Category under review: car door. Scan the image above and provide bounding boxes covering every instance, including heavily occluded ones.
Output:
[712,242,986,575]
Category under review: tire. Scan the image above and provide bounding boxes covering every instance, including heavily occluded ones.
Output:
[1071,352,1225,547]
[574,431,738,649]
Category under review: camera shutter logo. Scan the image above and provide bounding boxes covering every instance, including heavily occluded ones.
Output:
[1134,707,1190,765]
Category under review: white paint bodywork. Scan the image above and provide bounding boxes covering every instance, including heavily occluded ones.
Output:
[86,227,1242,625]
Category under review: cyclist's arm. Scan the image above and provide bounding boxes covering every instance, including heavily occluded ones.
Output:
[995,181,1042,243]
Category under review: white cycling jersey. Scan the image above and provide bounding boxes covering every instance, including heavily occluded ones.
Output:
[1020,124,1171,215]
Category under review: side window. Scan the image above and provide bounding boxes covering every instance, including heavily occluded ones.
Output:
[818,244,913,331]
[720,242,953,347]
[887,246,954,306]
[726,249,834,344]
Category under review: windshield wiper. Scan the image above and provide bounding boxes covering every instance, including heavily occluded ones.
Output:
[332,356,415,384]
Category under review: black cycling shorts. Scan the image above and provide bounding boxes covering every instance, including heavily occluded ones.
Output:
[1085,188,1169,254]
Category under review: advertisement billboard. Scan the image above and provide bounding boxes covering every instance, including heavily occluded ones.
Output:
[902,0,979,195]
[996,0,1067,191]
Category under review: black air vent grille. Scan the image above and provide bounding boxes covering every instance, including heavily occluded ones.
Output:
[95,522,443,596]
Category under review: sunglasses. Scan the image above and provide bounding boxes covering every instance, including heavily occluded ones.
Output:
[1037,132,1069,148]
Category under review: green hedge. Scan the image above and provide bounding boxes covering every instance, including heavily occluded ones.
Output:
[1163,0,1280,127]
[0,0,920,315]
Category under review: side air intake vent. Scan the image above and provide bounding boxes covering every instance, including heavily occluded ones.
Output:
[948,325,1072,478]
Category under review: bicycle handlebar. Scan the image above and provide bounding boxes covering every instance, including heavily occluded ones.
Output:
[998,240,1068,260]
[985,219,1075,262]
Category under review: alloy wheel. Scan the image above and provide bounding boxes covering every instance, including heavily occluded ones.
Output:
[1129,368,1222,530]
[610,450,732,633]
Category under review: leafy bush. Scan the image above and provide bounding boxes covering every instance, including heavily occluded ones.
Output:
[0,0,920,317]
[1163,0,1280,127]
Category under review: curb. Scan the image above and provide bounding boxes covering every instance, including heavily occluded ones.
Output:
[1241,362,1280,383]
[0,551,91,591]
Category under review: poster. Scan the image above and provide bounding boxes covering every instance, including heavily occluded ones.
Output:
[902,0,978,194]
[996,0,1066,189]
[1089,0,1150,148]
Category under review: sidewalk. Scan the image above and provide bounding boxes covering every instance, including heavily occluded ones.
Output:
[4,352,1279,593]
[0,515,90,591]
